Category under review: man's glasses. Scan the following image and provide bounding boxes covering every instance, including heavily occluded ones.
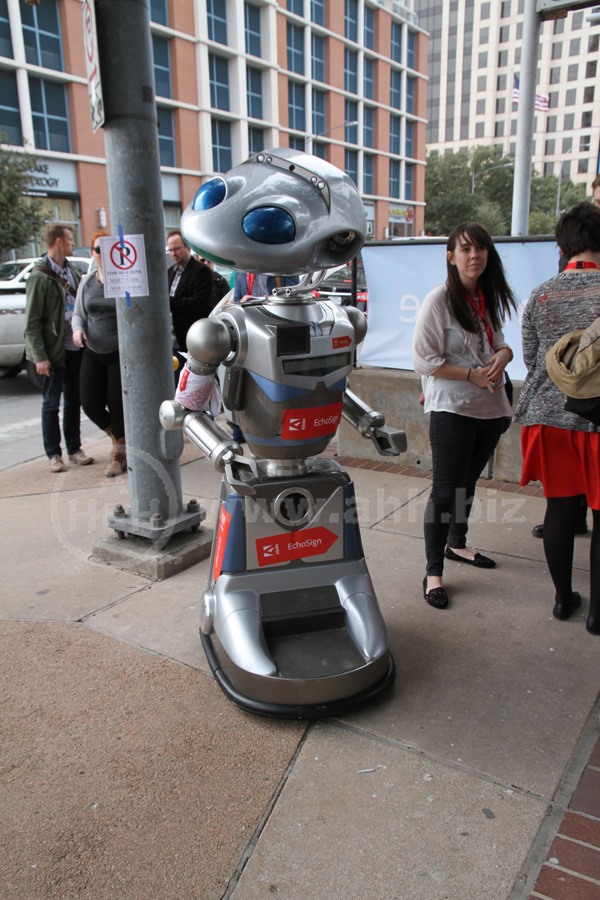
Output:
[168,245,185,253]
[92,246,101,254]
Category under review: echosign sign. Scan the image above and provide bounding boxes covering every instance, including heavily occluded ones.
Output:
[536,0,597,16]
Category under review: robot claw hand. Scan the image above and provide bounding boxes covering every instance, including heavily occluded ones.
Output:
[159,400,245,474]
[342,388,407,457]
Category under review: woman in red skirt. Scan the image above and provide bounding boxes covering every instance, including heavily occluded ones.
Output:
[515,202,600,635]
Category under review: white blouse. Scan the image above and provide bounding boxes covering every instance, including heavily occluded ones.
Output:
[412,284,513,420]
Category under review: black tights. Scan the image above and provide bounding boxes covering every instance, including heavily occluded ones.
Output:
[543,495,600,616]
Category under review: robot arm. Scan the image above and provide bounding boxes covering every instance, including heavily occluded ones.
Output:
[342,388,407,456]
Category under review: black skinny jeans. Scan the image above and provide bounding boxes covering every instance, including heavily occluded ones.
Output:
[79,347,125,441]
[424,411,505,576]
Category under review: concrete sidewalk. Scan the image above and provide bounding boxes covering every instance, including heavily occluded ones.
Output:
[0,434,598,899]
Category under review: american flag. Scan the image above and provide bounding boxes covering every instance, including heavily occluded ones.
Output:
[512,75,549,111]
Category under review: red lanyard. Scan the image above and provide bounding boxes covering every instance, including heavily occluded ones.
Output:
[467,285,495,350]
[563,261,600,270]
[246,273,255,294]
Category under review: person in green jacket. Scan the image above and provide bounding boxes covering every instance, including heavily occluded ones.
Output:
[24,223,94,473]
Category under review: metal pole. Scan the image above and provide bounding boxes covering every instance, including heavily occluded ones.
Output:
[510,0,541,236]
[94,0,201,543]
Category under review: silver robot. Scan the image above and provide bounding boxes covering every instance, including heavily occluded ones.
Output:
[160,149,406,718]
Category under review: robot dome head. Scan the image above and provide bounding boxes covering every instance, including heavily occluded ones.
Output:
[180,148,366,275]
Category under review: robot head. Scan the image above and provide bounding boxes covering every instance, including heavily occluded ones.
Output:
[180,149,366,275]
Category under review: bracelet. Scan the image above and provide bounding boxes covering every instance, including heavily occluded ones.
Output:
[466,368,471,381]
[496,345,513,362]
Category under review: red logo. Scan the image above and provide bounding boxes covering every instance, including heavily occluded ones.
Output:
[281,401,342,440]
[179,368,189,390]
[256,526,338,567]
[212,507,232,581]
[333,335,352,349]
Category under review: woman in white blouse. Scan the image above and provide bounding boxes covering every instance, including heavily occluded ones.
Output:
[412,223,516,610]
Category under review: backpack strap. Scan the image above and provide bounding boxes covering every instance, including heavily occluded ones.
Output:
[34,263,78,302]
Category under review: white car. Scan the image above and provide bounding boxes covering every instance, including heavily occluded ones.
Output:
[0,257,91,382]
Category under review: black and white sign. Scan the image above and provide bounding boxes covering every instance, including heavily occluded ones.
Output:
[82,0,104,132]
[100,235,149,298]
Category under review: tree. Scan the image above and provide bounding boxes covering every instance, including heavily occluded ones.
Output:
[424,148,589,237]
[423,151,476,235]
[0,141,44,256]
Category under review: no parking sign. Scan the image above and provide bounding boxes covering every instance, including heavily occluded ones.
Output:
[100,234,149,298]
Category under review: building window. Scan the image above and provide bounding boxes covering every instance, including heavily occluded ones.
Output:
[499,25,509,43]
[344,48,358,94]
[364,6,375,50]
[289,134,305,151]
[209,55,229,110]
[497,73,506,91]
[586,60,597,80]
[207,0,227,45]
[157,106,174,166]
[583,86,595,104]
[391,21,402,64]
[390,69,401,109]
[345,149,358,185]
[390,115,400,155]
[245,3,261,57]
[288,80,305,132]
[248,126,264,154]
[30,77,70,152]
[152,35,171,98]
[406,76,415,114]
[247,67,263,119]
[363,106,374,148]
[287,23,304,75]
[287,0,303,13]
[21,0,62,71]
[212,119,232,171]
[312,33,325,82]
[407,30,416,69]
[405,120,414,158]
[551,42,562,60]
[0,0,13,58]
[311,0,324,25]
[364,57,374,100]
[345,0,358,42]
[389,159,400,199]
[582,111,592,128]
[404,163,413,201]
[149,0,168,26]
[312,88,326,138]
[475,122,484,138]
[312,142,327,159]
[345,100,358,142]
[363,154,374,194]
[0,70,22,143]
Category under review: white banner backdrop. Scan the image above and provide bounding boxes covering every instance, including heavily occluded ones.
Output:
[360,238,560,380]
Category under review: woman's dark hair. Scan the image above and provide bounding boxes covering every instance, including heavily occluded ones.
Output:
[555,201,600,260]
[445,222,517,333]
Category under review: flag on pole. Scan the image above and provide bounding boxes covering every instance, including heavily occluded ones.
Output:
[512,75,549,111]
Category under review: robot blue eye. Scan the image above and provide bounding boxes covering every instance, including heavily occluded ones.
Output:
[192,178,227,211]
[242,207,296,244]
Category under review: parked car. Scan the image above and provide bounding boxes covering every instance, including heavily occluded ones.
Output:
[0,257,91,383]
[311,256,368,314]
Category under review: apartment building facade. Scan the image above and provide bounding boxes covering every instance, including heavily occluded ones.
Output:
[0,0,428,254]
[414,0,600,192]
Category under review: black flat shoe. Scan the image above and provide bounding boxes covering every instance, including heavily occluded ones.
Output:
[423,576,449,610]
[553,592,582,621]
[444,547,496,569]
[586,613,600,635]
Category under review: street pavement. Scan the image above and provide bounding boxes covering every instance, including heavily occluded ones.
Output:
[0,432,598,899]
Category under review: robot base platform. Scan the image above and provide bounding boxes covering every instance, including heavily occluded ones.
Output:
[200,573,396,720]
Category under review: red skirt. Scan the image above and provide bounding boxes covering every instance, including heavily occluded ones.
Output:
[520,424,600,509]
